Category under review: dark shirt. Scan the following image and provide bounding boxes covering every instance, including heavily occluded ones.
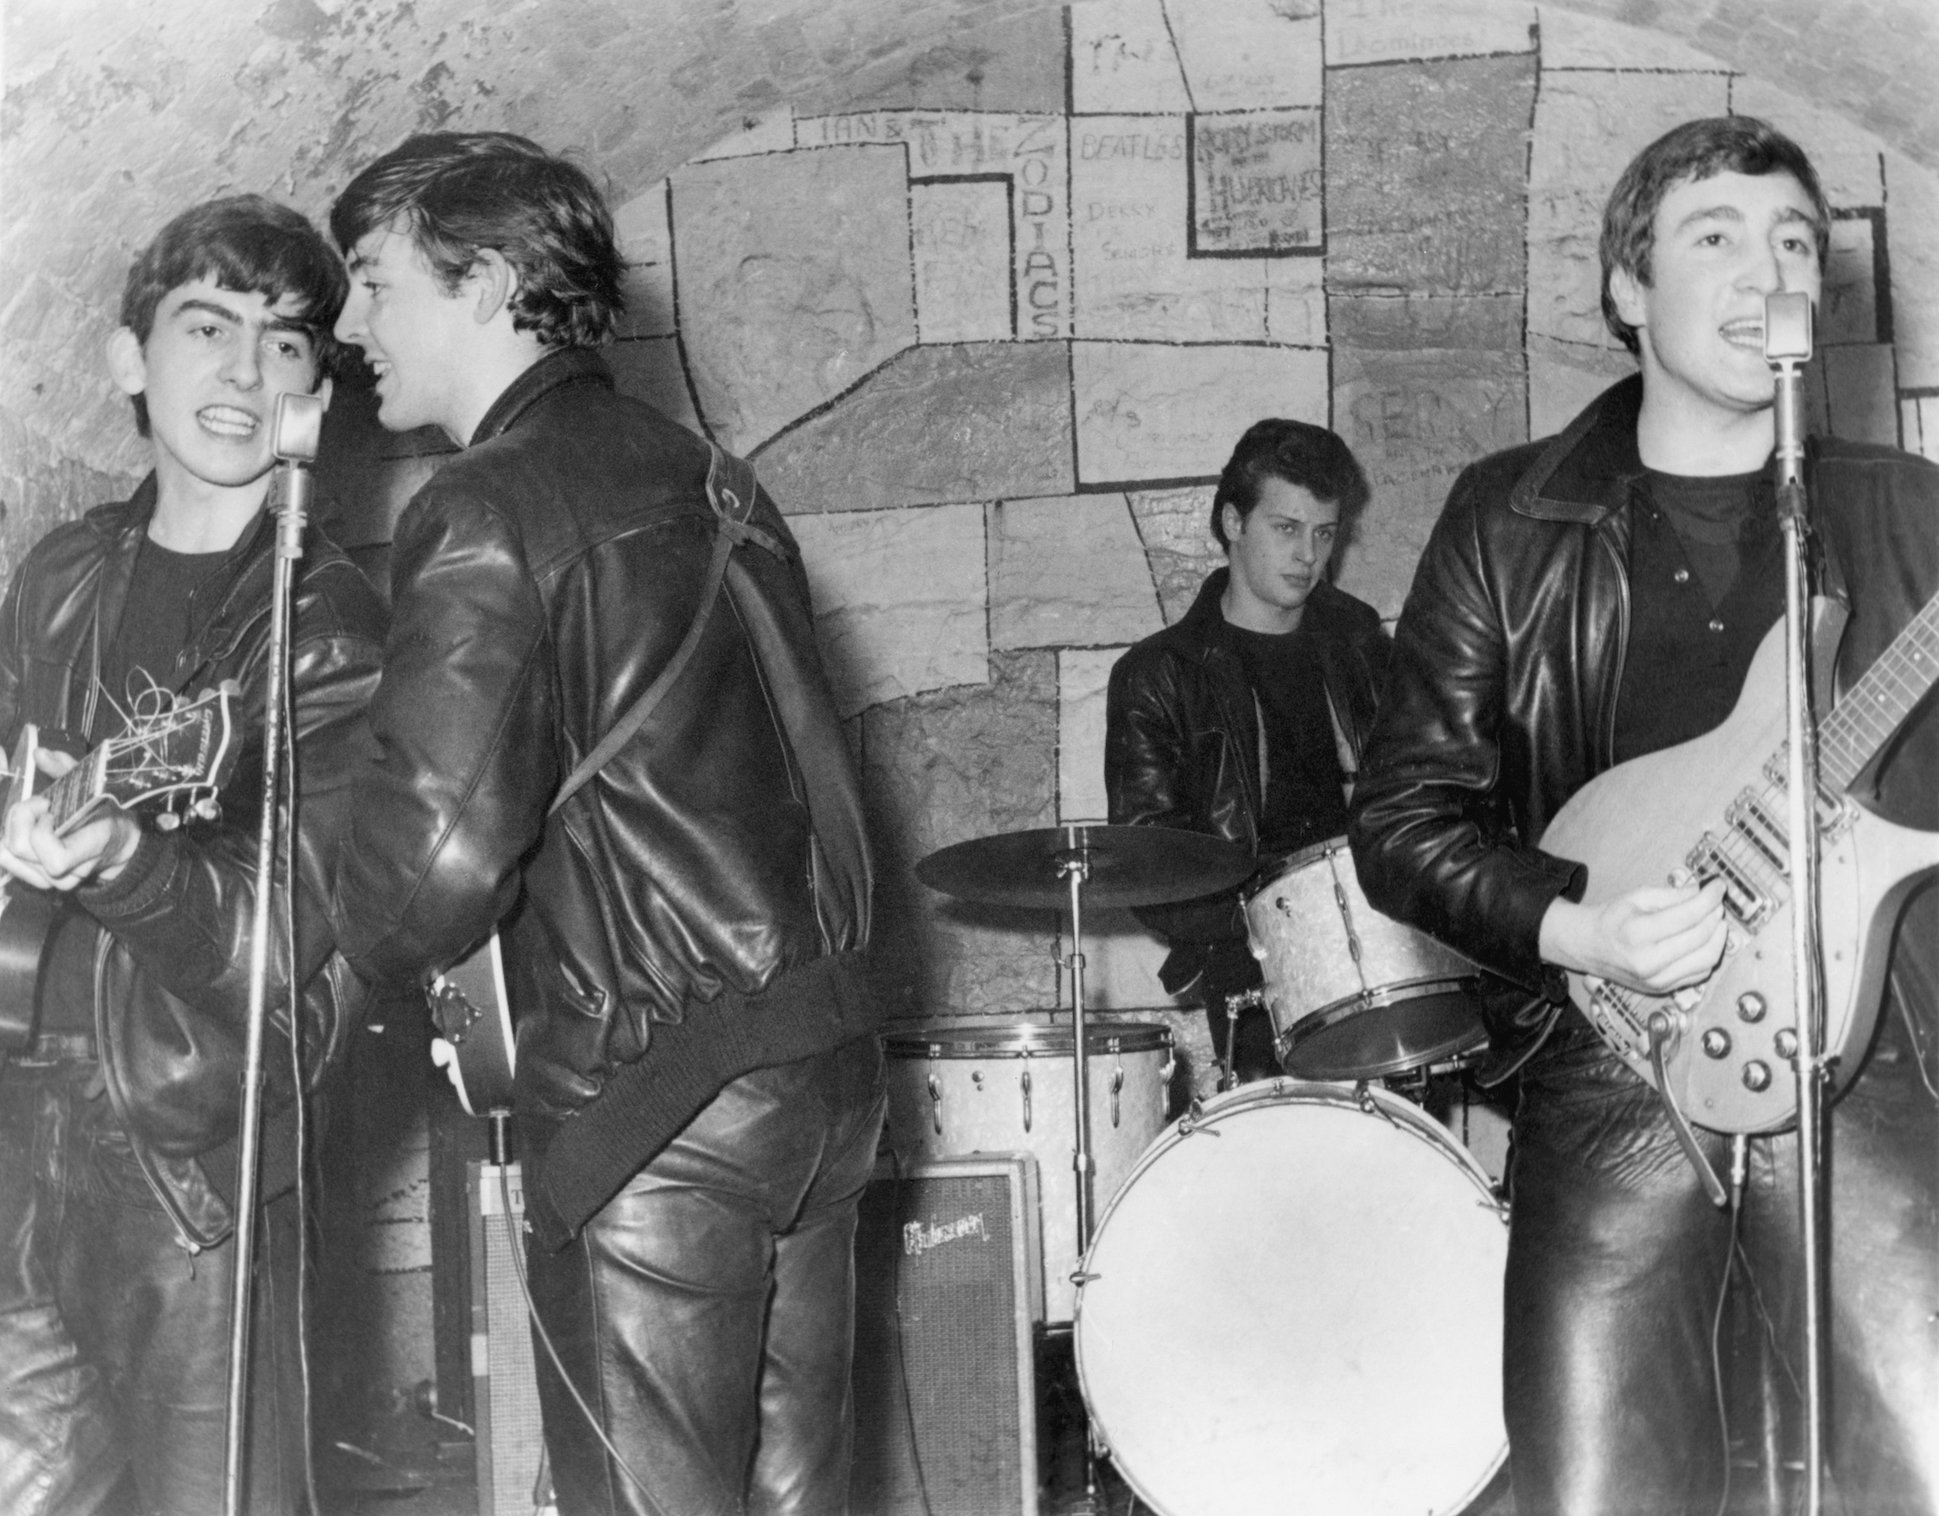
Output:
[1613,470,1783,768]
[1227,619,1351,856]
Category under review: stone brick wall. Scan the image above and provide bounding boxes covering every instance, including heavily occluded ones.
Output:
[575,1,1939,1069]
[5,0,1937,1076]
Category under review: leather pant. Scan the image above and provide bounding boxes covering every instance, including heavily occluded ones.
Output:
[0,1059,308,1516]
[1503,1010,1939,1516]
[525,1035,887,1516]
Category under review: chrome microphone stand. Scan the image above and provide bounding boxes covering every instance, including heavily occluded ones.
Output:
[1765,288,1828,1516]
[223,391,323,1516]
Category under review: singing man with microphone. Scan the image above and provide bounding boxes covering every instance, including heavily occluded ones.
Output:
[0,196,386,1516]
[1350,117,1939,1514]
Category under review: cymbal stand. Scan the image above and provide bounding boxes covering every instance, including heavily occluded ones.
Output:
[1054,825,1096,1256]
[1054,826,1114,1515]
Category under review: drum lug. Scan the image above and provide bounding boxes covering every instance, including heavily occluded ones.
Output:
[1109,1065,1124,1128]
[926,1072,943,1136]
[1020,1065,1032,1132]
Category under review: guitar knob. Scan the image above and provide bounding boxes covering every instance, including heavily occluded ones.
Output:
[1742,1060,1773,1092]
[1736,992,1767,1023]
[1773,1028,1798,1060]
[1700,1028,1731,1059]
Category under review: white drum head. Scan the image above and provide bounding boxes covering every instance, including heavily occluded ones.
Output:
[1075,1084,1508,1516]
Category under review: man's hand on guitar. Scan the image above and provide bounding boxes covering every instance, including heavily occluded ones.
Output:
[0,750,142,892]
[1539,879,1728,995]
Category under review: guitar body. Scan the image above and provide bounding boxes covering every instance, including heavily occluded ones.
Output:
[1541,620,1939,1133]
[0,885,59,1051]
[0,686,241,1055]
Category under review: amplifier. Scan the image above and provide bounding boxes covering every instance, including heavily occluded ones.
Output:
[850,1153,1041,1516]
[467,1161,556,1516]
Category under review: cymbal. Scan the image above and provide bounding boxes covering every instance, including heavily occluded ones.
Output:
[914,823,1254,910]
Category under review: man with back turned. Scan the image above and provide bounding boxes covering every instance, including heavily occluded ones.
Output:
[328,132,884,1516]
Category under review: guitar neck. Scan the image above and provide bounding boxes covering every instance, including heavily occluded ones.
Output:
[1817,591,1939,795]
[43,752,105,835]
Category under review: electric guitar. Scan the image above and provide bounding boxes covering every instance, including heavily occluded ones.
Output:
[1540,590,1939,1135]
[427,932,515,1116]
[0,681,243,1050]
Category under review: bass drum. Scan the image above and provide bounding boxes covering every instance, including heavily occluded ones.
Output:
[1075,1081,1508,1516]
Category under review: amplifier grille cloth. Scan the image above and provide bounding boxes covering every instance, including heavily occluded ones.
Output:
[851,1157,1038,1516]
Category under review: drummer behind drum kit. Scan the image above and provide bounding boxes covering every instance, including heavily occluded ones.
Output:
[879,822,1512,1516]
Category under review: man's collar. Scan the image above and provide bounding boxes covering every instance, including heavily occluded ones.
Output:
[469,347,614,446]
[1511,374,1650,523]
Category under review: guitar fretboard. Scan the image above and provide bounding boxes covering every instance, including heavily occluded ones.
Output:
[1819,592,1939,795]
[45,752,103,834]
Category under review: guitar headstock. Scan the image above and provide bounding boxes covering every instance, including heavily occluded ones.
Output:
[56,680,243,835]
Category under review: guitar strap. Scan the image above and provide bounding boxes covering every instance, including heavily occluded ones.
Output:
[548,441,784,817]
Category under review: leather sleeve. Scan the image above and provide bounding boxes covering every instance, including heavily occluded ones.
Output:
[1104,645,1247,946]
[333,483,563,986]
[84,561,388,1157]
[1348,471,1581,994]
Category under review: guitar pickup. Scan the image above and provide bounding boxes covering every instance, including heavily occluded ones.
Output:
[1725,791,1789,877]
[1684,835,1774,933]
[1758,757,1856,840]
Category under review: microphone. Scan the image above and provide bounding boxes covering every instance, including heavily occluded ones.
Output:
[1764,290,1812,496]
[272,390,324,466]
[268,392,324,551]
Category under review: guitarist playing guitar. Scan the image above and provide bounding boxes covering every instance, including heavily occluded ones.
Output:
[1351,117,1939,1516]
[0,195,387,1516]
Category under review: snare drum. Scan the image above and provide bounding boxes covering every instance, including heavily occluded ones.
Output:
[1076,1081,1508,1516]
[881,1015,1173,1321]
[1246,838,1486,1080]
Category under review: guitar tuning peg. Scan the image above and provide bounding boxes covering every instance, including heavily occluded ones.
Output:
[155,811,181,832]
[190,796,220,822]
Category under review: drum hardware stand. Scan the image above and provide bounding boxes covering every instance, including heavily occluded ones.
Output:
[909,820,1253,1516]
[1768,288,1829,1516]
[1053,826,1099,1257]
[1220,986,1264,1090]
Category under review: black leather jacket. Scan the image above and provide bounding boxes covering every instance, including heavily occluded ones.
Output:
[1351,376,1939,1071]
[0,480,387,1247]
[334,350,873,1125]
[1106,569,1391,988]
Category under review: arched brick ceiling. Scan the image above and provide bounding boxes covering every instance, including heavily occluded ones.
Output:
[1,0,1932,501]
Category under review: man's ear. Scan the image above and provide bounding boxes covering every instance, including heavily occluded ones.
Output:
[1608,266,1647,331]
[1221,501,1244,543]
[106,327,147,398]
[312,375,335,415]
[468,249,520,327]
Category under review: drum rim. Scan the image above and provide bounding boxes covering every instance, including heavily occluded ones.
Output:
[1072,1079,1508,1516]
[1077,1077,1504,1266]
[1274,979,1489,1080]
[881,1017,1174,1056]
[1239,833,1349,900]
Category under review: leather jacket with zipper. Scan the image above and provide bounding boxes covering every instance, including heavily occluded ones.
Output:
[332,349,875,1128]
[1106,568,1391,990]
[1350,375,1939,1076]
[0,479,387,1248]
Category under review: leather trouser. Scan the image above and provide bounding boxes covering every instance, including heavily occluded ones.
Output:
[1503,1010,1939,1516]
[525,1034,888,1516]
[0,1059,308,1516]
